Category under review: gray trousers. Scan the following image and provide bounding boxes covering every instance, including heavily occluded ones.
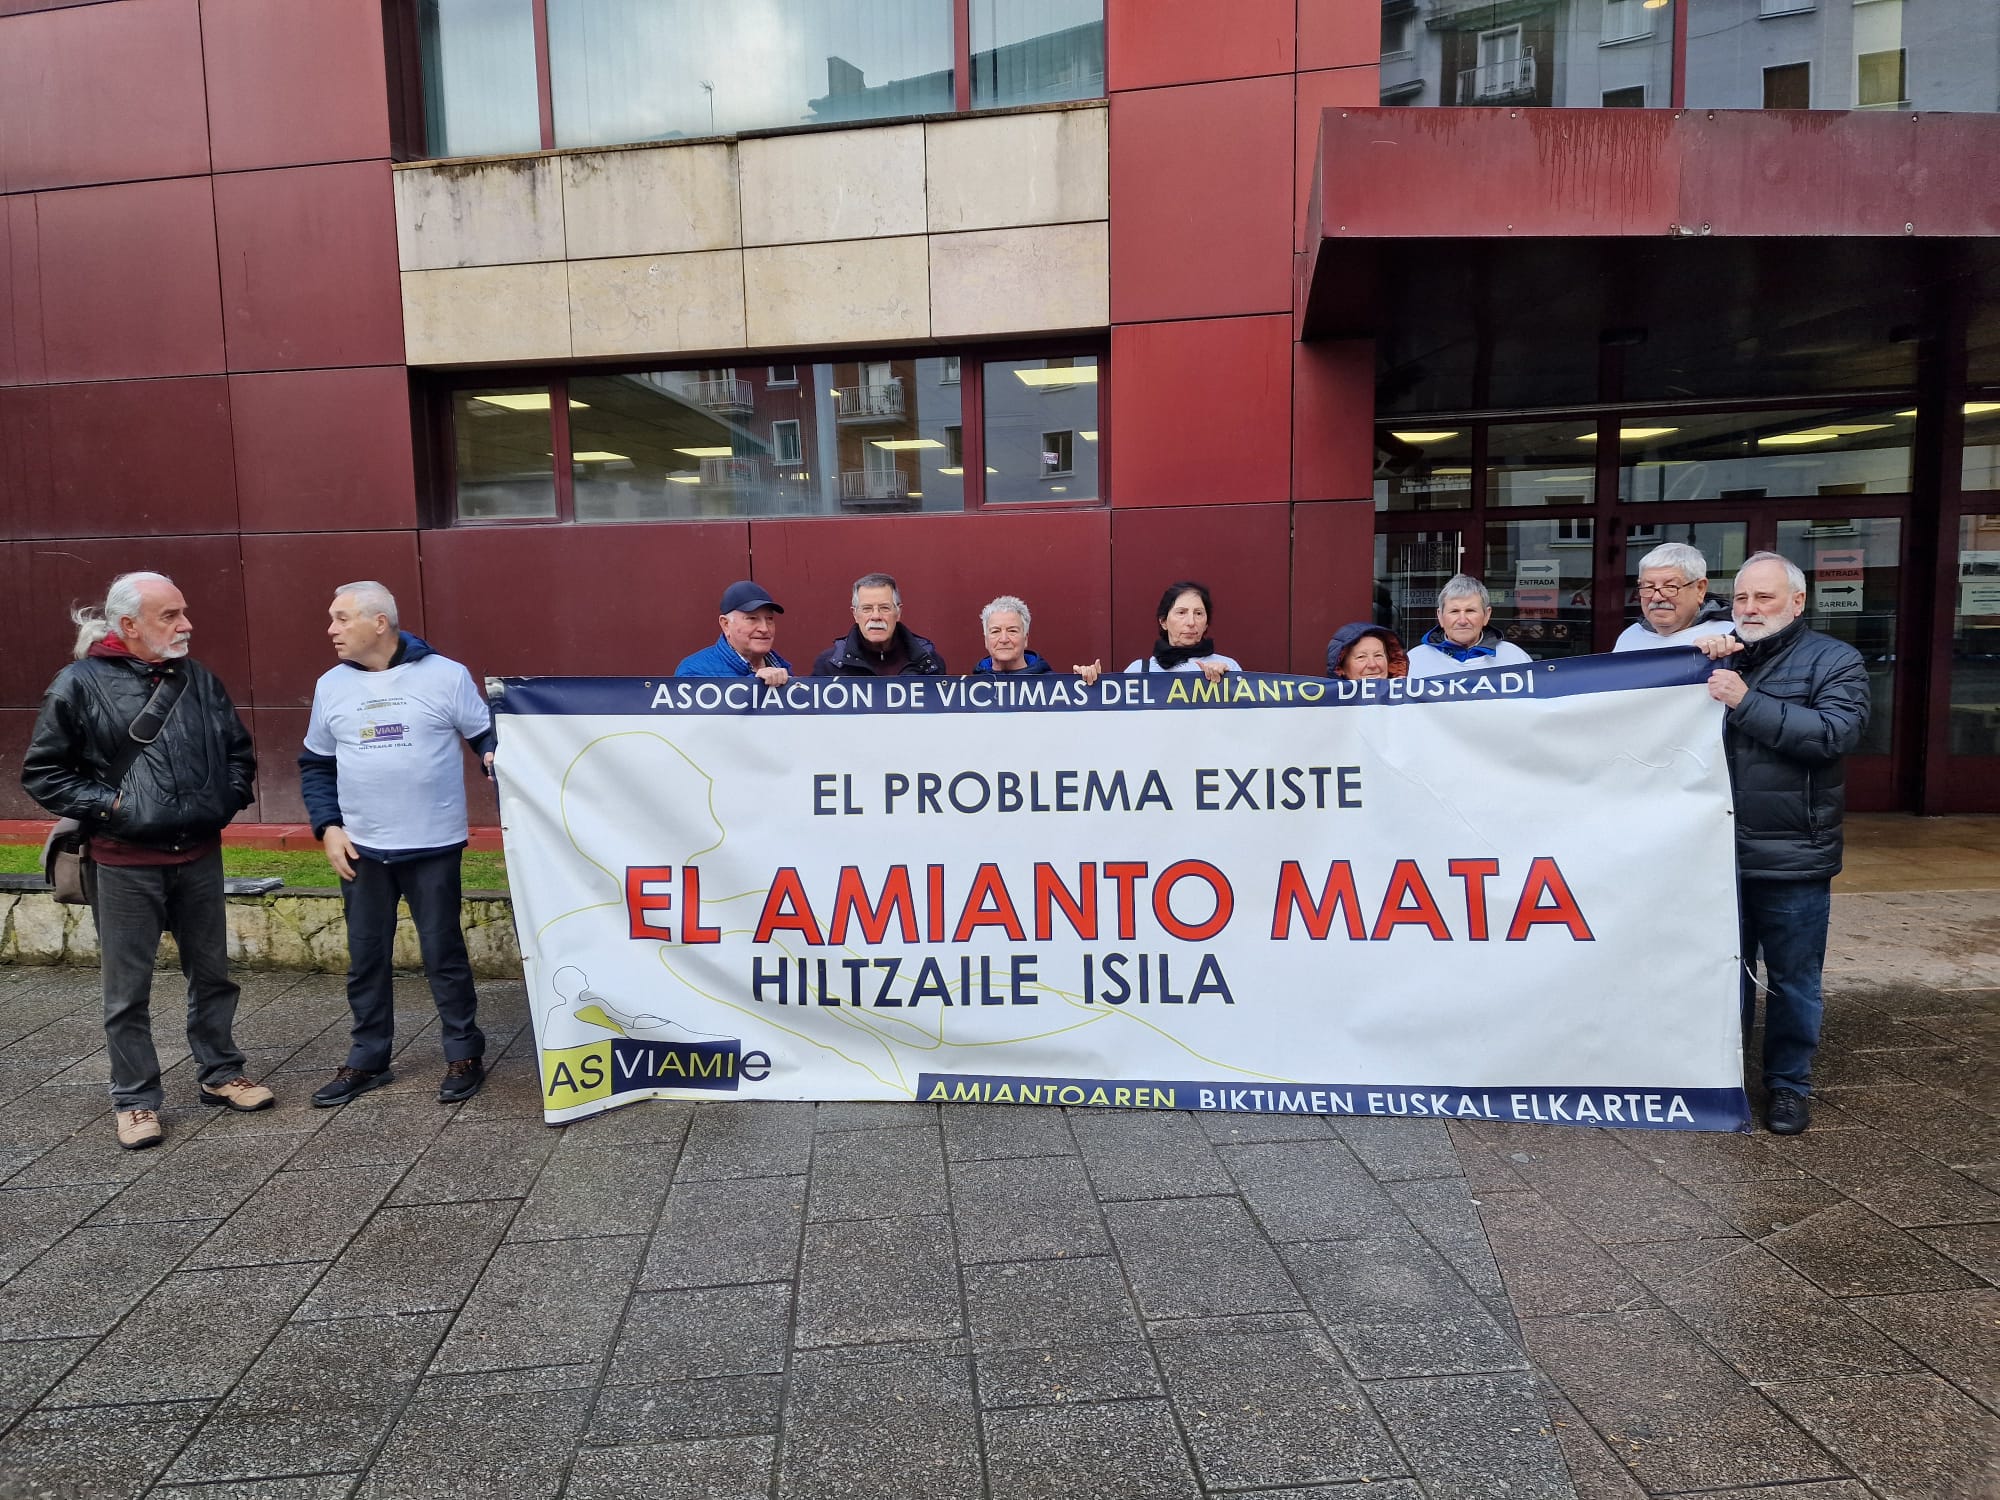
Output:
[95,848,246,1110]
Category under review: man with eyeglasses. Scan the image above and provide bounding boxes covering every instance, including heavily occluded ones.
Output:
[812,572,947,677]
[1614,542,1735,652]
[1694,552,1870,1137]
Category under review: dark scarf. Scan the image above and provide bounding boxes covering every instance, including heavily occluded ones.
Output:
[1152,635,1216,670]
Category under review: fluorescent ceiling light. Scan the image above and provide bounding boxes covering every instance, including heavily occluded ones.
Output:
[1390,431,1459,444]
[938,466,964,476]
[1434,467,1473,475]
[1050,485,1068,493]
[1576,426,1679,442]
[666,474,701,484]
[1757,431,1841,446]
[1811,424,1891,436]
[1966,401,2000,415]
[1014,366,1099,387]
[472,393,588,412]
[676,446,735,458]
[1079,430,1099,441]
[907,491,923,498]
[1536,471,1594,482]
[871,439,945,450]
[571,451,629,462]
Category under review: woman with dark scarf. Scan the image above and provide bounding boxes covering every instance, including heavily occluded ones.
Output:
[1119,581,1241,683]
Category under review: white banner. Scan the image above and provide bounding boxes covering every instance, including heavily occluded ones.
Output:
[493,652,1749,1131]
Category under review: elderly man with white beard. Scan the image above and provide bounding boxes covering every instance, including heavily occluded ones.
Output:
[1696,552,1870,1136]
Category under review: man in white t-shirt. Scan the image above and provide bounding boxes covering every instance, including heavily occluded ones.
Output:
[1614,542,1736,652]
[299,582,495,1107]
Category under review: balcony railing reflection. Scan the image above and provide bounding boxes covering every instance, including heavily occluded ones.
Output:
[686,377,753,415]
[699,456,762,488]
[835,381,907,423]
[1458,49,1536,104]
[839,469,915,508]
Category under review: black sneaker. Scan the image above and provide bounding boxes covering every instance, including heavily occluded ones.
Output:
[439,1057,486,1104]
[1765,1089,1811,1136]
[313,1066,392,1109]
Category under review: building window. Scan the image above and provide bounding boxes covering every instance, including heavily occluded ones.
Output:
[768,365,798,387]
[1763,61,1812,108]
[1758,0,1816,14]
[1601,0,1653,46]
[981,356,1100,505]
[1602,85,1647,108]
[1382,8,1414,58]
[1856,48,1908,107]
[443,346,1104,522]
[1463,27,1532,104]
[940,356,961,385]
[418,0,1104,156]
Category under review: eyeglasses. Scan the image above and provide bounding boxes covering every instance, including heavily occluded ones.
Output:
[1636,579,1698,597]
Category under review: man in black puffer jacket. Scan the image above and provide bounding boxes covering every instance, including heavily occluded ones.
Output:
[1697,552,1870,1137]
[21,571,270,1151]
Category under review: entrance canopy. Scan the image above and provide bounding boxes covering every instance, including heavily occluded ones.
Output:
[1302,109,2000,414]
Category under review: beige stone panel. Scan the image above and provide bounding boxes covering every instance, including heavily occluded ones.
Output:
[925,106,1108,233]
[394,157,565,271]
[561,144,741,260]
[569,251,747,358]
[928,222,1108,339]
[738,124,927,246]
[744,237,931,346]
[402,263,572,365]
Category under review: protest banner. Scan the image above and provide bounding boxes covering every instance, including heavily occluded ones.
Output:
[493,650,1749,1131]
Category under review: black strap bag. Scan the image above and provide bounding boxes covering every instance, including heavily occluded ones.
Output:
[41,672,189,905]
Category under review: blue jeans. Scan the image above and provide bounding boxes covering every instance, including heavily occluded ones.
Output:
[1739,877,1831,1096]
[341,850,485,1073]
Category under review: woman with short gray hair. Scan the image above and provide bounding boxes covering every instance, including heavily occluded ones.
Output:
[1406,575,1533,678]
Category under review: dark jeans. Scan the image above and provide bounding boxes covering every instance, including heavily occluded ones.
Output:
[341,849,484,1073]
[95,849,246,1110]
[1739,877,1831,1097]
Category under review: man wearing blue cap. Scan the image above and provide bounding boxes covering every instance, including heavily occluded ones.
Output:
[676,581,792,685]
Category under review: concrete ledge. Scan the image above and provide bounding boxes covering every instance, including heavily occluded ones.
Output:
[0,889,523,979]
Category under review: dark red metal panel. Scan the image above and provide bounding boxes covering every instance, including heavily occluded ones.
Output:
[0,389,53,553]
[0,0,209,193]
[0,710,40,818]
[0,542,30,706]
[35,177,226,382]
[240,531,425,709]
[1291,338,1373,502]
[1109,76,1294,323]
[19,378,237,540]
[1108,315,1291,508]
[1293,68,1376,252]
[1297,0,1379,72]
[1109,503,1291,673]
[747,510,1114,680]
[200,0,392,171]
[1105,0,1294,91]
[0,196,47,386]
[212,161,404,372]
[420,522,753,683]
[10,533,252,707]
[246,706,307,823]
[231,368,418,533]
[1290,499,1377,676]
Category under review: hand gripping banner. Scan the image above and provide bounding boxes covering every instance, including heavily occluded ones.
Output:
[492,650,1750,1132]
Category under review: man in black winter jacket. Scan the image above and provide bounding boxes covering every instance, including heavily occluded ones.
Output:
[811,572,948,677]
[21,571,272,1150]
[1697,552,1870,1136]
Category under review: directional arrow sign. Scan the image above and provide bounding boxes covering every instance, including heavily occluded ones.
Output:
[1814,581,1862,614]
[1816,548,1864,585]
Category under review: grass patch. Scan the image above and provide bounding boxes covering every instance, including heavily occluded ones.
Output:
[0,842,508,891]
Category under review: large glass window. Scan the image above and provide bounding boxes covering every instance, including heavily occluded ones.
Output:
[419,0,543,158]
[1951,513,2000,755]
[1485,518,1597,660]
[1375,531,1466,649]
[446,348,1102,523]
[1375,427,1473,512]
[1616,407,1914,503]
[971,0,1106,107]
[1963,399,2000,493]
[1487,419,1597,507]
[982,356,1100,505]
[1777,516,1901,756]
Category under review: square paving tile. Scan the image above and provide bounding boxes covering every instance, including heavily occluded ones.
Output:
[1368,1371,1576,1500]
[0,1180,120,1277]
[1685,1176,1852,1240]
[0,1219,215,1338]
[506,1139,676,1240]
[355,1385,591,1500]
[85,1134,300,1226]
[1763,1371,1999,1500]
[386,1114,559,1206]
[608,1282,791,1383]
[1192,1109,1335,1146]
[982,1398,1200,1500]
[0,1334,93,1414]
[676,1101,815,1181]
[297,1199,516,1318]
[1069,1108,1234,1200]
[1153,1322,1399,1489]
[795,1215,961,1347]
[975,1341,1163,1410]
[778,1346,980,1500]
[1843,1286,2000,1408]
[1913,1221,2000,1286]
[588,1374,784,1443]
[153,1478,357,1499]
[940,1104,1077,1161]
[1387,1176,1508,1298]
[1216,1140,1406,1242]
[181,1164,404,1269]
[806,1124,947,1221]
[1333,1116,1464,1180]
[642,1175,805,1290]
[1282,1233,1525,1378]
[1763,1199,1983,1297]
[949,1155,1109,1263]
[1103,1198,1301,1321]
[1473,1190,1652,1317]
[565,1436,775,1500]
[0,1399,211,1500]
[428,1234,645,1374]
[963,1256,1140,1351]
[813,1101,934,1132]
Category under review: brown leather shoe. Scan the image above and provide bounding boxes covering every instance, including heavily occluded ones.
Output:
[200,1076,276,1112]
[115,1108,163,1150]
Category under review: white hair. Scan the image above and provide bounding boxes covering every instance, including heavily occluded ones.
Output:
[1437,574,1491,611]
[979,595,1032,635]
[1736,550,1807,596]
[71,571,174,660]
[1637,542,1708,584]
[851,571,901,608]
[334,580,400,630]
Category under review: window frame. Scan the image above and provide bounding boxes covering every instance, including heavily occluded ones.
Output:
[429,338,1108,526]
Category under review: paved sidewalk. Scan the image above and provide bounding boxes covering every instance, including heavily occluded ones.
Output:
[0,892,1995,1499]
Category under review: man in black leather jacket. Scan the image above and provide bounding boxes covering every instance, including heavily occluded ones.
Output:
[21,571,270,1150]
[1697,552,1871,1136]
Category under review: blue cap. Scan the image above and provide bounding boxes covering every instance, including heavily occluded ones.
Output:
[719,580,782,615]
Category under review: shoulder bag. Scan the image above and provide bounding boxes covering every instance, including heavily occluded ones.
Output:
[42,672,189,905]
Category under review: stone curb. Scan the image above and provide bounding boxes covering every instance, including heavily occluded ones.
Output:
[0,888,523,978]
